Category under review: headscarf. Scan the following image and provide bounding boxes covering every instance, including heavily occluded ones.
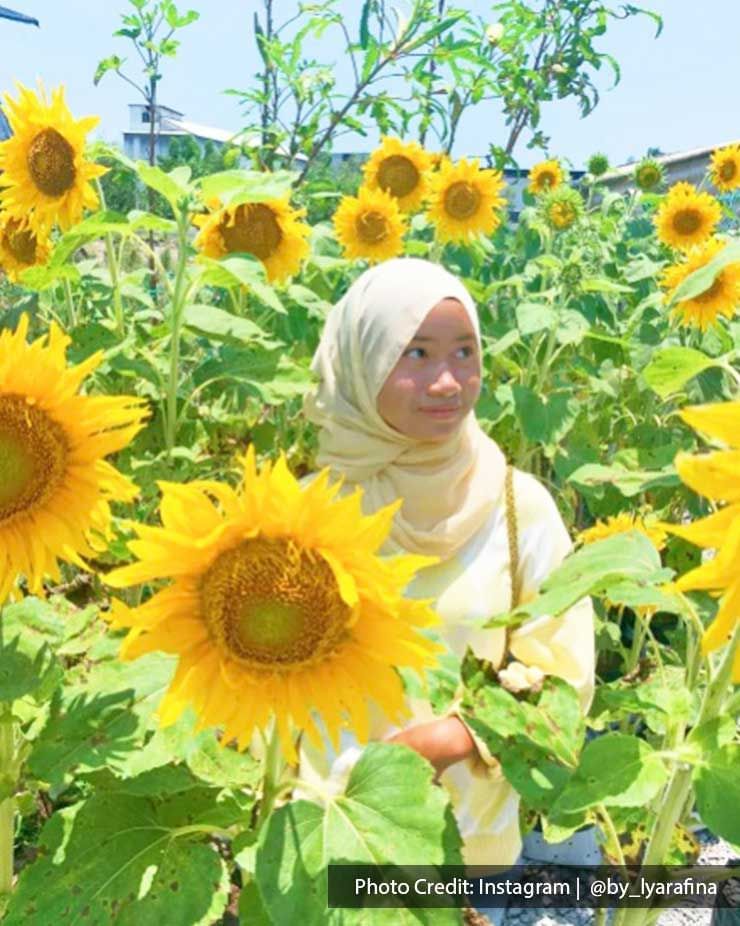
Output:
[303,257,506,558]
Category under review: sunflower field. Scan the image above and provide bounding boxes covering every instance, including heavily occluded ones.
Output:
[0,1,739,924]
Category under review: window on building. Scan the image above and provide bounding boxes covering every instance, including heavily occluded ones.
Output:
[142,111,150,123]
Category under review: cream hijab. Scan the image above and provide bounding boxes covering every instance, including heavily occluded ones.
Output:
[303,257,506,558]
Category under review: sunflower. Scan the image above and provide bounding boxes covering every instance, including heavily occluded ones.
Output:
[362,136,433,212]
[0,83,106,232]
[105,448,442,762]
[662,402,740,681]
[634,157,665,193]
[0,317,147,602]
[661,238,740,330]
[527,159,564,195]
[543,186,584,231]
[426,157,507,243]
[577,512,667,551]
[194,197,310,283]
[0,213,51,282]
[709,143,740,193]
[587,152,610,177]
[333,187,406,263]
[655,182,722,252]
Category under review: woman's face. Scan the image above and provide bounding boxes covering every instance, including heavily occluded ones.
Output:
[376,298,481,442]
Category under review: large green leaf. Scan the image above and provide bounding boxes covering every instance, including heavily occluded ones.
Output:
[198,169,294,206]
[642,347,720,398]
[512,385,578,446]
[255,742,462,926]
[515,302,554,335]
[183,303,269,344]
[28,654,175,788]
[568,462,679,497]
[136,162,193,207]
[4,786,244,926]
[0,599,66,703]
[487,532,664,628]
[551,734,669,813]
[693,744,740,843]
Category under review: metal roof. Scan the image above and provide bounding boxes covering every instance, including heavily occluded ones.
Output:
[0,5,39,25]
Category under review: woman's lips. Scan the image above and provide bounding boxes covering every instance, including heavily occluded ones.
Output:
[420,406,462,417]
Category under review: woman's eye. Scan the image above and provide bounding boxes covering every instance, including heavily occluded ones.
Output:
[457,345,475,359]
[404,347,426,359]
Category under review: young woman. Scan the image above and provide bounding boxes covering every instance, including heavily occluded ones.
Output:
[299,257,595,922]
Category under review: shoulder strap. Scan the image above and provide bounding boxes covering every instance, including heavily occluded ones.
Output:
[505,464,521,611]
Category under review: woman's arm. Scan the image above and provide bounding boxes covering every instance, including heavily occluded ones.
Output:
[383,715,476,777]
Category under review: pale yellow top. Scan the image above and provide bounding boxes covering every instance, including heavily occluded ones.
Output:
[295,468,595,866]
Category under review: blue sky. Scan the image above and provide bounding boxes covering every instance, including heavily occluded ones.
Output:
[0,0,737,168]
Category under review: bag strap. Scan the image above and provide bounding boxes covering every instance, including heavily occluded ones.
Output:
[505,464,521,611]
[500,464,520,668]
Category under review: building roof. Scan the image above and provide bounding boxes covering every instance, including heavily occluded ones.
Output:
[603,140,740,181]
[0,5,39,25]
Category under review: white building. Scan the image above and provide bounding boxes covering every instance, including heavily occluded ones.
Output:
[601,141,740,193]
[122,103,245,162]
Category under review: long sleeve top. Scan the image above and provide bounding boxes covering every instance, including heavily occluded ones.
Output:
[295,468,595,866]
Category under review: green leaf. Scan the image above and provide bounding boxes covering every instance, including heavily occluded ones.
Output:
[488,532,663,627]
[183,304,268,343]
[196,256,286,313]
[568,462,678,497]
[515,302,555,335]
[28,654,176,788]
[642,347,720,398]
[552,734,669,813]
[198,169,295,207]
[4,787,242,926]
[255,742,462,926]
[671,240,740,303]
[693,744,740,843]
[0,624,61,704]
[136,162,192,206]
[580,277,634,294]
[512,385,578,446]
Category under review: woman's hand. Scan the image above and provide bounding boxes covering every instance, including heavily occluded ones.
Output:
[383,716,477,778]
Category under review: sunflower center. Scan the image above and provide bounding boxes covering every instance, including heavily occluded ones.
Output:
[2,220,38,266]
[551,203,576,228]
[27,128,77,197]
[672,208,702,236]
[376,155,419,198]
[719,160,737,182]
[0,395,68,523]
[537,171,556,189]
[638,168,660,188]
[356,210,389,244]
[444,181,482,220]
[220,203,283,260]
[201,536,352,668]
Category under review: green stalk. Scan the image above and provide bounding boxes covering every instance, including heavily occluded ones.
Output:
[617,621,740,926]
[95,179,125,337]
[257,722,286,832]
[62,278,77,329]
[164,210,191,457]
[0,705,16,904]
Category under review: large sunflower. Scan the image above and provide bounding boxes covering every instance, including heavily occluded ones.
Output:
[0,317,147,601]
[577,511,667,551]
[709,143,740,193]
[0,213,51,282]
[527,159,564,195]
[194,198,310,283]
[105,449,442,761]
[362,137,433,212]
[0,83,106,232]
[662,402,740,682]
[661,238,740,330]
[426,157,507,243]
[655,182,722,252]
[333,187,406,263]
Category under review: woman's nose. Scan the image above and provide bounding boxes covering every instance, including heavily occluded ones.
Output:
[428,368,462,395]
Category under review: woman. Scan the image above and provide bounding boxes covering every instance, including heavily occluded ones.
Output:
[299,257,595,922]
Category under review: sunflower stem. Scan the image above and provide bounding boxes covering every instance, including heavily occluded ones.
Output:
[164,209,191,458]
[618,620,740,926]
[62,278,77,329]
[0,703,16,906]
[257,722,285,832]
[95,179,125,337]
